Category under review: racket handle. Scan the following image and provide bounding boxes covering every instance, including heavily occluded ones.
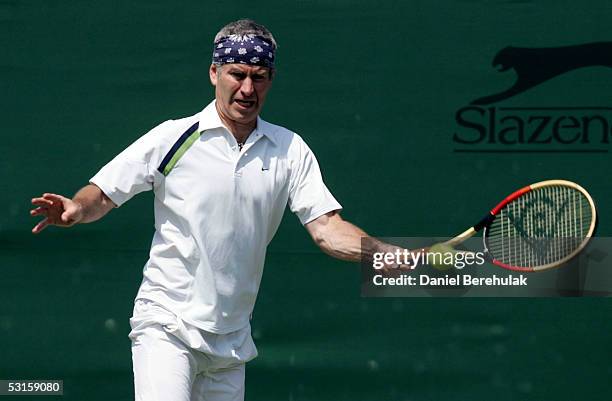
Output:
[443,227,477,247]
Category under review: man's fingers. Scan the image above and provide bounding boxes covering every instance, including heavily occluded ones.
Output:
[398,264,416,272]
[32,218,49,234]
[30,193,76,234]
[42,193,66,203]
[31,193,65,206]
[31,197,53,207]
[30,207,48,217]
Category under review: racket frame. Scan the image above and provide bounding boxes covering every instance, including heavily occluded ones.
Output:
[442,180,597,272]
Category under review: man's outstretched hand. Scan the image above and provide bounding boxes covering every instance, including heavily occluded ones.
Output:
[30,193,84,234]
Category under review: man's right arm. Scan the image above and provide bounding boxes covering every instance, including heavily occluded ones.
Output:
[30,184,116,234]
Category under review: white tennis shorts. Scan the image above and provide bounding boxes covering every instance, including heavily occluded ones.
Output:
[129,299,258,401]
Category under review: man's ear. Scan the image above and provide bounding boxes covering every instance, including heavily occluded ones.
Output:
[209,64,218,86]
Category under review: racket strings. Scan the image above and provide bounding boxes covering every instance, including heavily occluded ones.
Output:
[486,185,593,268]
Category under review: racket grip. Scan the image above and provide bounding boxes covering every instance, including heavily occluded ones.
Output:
[443,227,476,247]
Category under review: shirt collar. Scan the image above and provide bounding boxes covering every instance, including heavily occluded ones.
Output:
[198,100,226,131]
[198,100,278,146]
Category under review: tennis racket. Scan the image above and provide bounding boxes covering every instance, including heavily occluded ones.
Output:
[443,179,597,272]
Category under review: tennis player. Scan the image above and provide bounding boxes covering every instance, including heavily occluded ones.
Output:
[30,19,394,401]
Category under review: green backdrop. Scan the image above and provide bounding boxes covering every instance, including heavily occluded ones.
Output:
[2,1,611,400]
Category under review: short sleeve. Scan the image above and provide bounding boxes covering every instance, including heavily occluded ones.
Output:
[90,121,171,207]
[288,138,342,224]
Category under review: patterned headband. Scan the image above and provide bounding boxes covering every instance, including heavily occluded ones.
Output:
[212,34,275,68]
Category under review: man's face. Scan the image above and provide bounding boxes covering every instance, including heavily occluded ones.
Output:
[209,63,273,127]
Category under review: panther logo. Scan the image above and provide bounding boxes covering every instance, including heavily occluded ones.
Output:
[471,42,612,105]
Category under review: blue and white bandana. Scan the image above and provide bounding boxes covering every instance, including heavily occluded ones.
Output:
[212,34,275,68]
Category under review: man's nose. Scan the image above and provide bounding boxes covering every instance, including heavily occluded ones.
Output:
[240,78,254,96]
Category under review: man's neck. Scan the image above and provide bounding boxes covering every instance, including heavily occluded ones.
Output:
[215,105,256,143]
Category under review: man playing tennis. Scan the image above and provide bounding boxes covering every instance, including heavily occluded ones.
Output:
[30,19,389,401]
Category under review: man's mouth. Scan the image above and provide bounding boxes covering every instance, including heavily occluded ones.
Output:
[234,99,256,108]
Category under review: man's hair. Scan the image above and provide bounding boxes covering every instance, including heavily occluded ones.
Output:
[213,19,277,79]
[214,19,277,49]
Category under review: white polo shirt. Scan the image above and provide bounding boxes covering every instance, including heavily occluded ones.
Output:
[91,100,342,334]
